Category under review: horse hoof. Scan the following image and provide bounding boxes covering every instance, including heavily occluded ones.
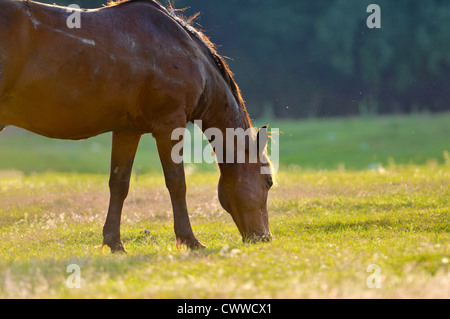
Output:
[176,238,206,250]
[102,242,127,254]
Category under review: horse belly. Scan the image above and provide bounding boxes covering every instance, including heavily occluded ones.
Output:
[1,58,146,140]
[2,94,127,140]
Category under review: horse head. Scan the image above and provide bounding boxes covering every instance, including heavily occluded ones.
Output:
[217,126,274,242]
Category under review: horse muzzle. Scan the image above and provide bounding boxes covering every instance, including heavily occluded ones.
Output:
[242,231,273,243]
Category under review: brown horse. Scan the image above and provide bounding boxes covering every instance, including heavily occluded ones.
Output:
[0,0,274,252]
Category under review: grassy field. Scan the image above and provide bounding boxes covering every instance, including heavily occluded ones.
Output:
[0,113,449,298]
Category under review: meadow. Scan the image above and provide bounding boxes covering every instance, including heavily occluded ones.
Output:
[0,113,449,298]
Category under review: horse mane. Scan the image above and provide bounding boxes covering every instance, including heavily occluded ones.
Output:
[107,0,252,129]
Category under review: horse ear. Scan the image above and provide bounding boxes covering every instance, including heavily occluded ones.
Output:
[257,126,269,156]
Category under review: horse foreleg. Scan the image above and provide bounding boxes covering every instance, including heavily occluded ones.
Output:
[103,131,141,253]
[155,132,205,250]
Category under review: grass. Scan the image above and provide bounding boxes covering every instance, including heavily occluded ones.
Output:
[0,113,449,298]
[0,167,448,298]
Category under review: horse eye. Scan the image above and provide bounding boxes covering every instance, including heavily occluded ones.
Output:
[267,177,273,188]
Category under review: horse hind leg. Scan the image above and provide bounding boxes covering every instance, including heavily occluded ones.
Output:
[102,131,142,253]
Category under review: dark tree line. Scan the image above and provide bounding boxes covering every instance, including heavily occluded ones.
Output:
[42,0,450,119]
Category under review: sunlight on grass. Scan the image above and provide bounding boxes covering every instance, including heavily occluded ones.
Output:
[0,165,448,298]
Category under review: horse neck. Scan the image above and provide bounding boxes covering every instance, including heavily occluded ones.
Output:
[195,79,255,172]
[197,79,252,134]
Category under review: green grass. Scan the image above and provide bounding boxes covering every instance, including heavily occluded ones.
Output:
[0,113,449,298]
[277,112,450,170]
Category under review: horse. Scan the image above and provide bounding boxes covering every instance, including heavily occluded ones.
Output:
[0,0,274,252]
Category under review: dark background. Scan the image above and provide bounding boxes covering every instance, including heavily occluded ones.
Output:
[43,0,450,120]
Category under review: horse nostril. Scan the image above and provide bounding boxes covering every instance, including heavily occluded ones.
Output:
[260,232,273,242]
[243,232,273,243]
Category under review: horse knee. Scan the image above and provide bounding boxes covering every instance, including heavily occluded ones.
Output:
[109,178,130,200]
[165,176,186,197]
